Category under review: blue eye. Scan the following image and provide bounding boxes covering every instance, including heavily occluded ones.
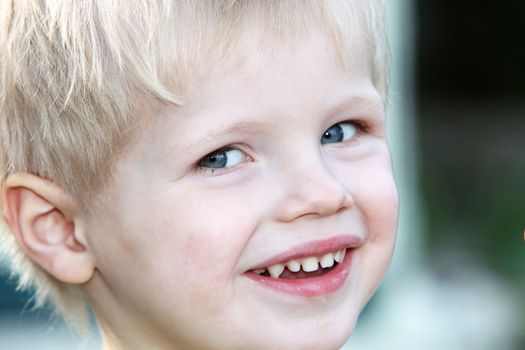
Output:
[197,147,246,169]
[321,122,357,144]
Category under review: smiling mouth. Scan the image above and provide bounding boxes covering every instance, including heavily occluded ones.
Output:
[245,248,353,297]
[250,248,346,279]
[244,235,360,297]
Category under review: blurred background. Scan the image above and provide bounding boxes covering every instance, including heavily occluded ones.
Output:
[349,1,525,349]
[1,1,524,349]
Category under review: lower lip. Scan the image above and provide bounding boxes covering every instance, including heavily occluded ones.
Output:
[244,249,354,297]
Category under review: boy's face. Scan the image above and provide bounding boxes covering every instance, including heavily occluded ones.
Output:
[85,28,398,349]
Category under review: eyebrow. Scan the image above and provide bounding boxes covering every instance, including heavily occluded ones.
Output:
[184,120,270,154]
[328,95,384,118]
[182,94,383,155]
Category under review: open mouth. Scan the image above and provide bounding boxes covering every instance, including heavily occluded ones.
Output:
[245,248,353,297]
[250,248,346,279]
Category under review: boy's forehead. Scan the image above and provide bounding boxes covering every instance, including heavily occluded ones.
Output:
[130,18,382,158]
[150,31,381,146]
[181,26,374,104]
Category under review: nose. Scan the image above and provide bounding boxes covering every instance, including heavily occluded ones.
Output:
[273,160,354,222]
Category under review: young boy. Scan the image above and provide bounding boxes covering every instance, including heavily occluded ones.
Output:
[0,1,398,349]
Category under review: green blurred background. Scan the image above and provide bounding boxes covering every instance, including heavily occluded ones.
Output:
[418,1,525,283]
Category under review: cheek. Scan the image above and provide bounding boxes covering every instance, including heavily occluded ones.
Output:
[344,152,399,237]
[89,188,260,321]
[351,170,398,254]
[146,188,260,283]
[359,176,398,241]
[342,155,399,298]
[152,188,266,316]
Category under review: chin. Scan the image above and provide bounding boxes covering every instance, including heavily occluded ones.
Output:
[278,329,353,350]
[259,313,356,350]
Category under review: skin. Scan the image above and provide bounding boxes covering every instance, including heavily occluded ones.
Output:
[81,28,399,350]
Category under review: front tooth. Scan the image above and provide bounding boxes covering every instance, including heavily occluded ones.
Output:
[302,257,320,272]
[334,250,341,262]
[320,253,335,268]
[287,260,301,272]
[267,264,285,278]
[334,249,346,263]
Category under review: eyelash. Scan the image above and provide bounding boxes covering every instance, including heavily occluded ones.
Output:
[348,119,369,135]
[193,146,251,176]
[339,120,369,141]
[193,119,369,176]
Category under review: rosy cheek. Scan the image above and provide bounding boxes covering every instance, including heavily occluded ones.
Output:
[349,160,398,233]
[367,189,398,248]
[378,182,399,220]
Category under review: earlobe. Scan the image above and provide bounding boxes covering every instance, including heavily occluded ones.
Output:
[2,173,95,284]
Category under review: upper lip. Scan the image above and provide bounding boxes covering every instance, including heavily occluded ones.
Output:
[247,234,363,271]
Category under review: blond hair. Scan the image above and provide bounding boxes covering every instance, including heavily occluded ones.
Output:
[0,0,389,333]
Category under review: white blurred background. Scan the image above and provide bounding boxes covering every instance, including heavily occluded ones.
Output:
[1,1,524,349]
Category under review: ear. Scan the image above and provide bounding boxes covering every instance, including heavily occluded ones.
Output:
[2,173,95,284]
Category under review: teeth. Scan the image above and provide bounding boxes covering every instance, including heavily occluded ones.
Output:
[267,264,285,278]
[256,248,347,278]
[334,249,346,263]
[301,257,320,272]
[320,253,335,268]
[286,260,301,272]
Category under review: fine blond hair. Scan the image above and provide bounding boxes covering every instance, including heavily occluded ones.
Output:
[0,0,389,333]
